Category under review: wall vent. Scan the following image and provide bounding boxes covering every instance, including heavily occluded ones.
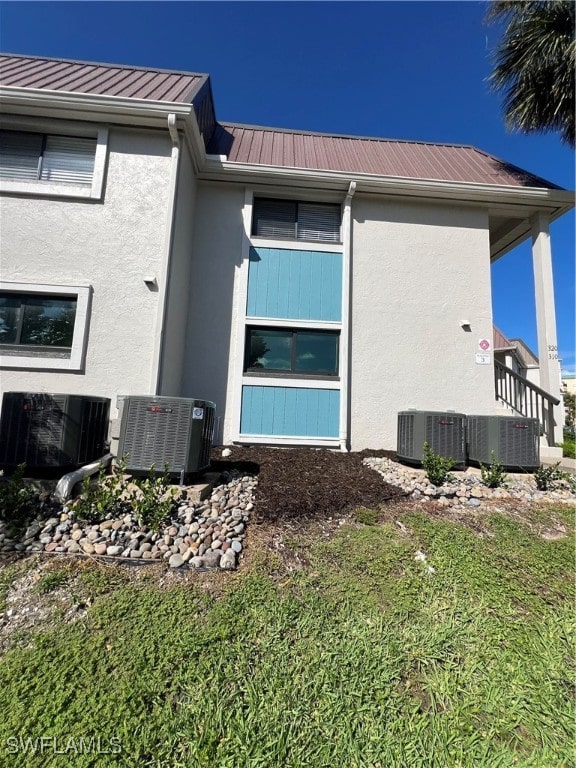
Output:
[0,392,110,470]
[397,410,466,464]
[466,415,540,469]
[118,396,215,478]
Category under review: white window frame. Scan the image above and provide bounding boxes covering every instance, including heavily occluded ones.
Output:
[0,122,108,201]
[0,281,91,371]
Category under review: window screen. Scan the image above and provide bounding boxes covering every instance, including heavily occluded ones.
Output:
[252,199,341,242]
[0,131,96,185]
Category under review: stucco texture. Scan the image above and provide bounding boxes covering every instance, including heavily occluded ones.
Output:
[0,128,173,417]
[181,182,246,442]
[349,196,495,450]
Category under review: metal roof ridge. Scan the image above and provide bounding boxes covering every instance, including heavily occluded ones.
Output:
[217,121,479,150]
[0,52,210,81]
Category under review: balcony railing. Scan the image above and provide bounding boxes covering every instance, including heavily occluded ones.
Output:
[494,360,560,446]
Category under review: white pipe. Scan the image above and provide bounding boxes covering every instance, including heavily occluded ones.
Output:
[150,113,181,394]
[54,454,113,502]
[339,180,357,452]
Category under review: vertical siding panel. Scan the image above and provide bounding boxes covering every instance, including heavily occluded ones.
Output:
[277,249,290,318]
[241,386,340,437]
[247,248,342,322]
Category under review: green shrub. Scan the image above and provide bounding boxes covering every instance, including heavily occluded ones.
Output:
[72,460,181,531]
[422,442,455,486]
[534,462,565,491]
[72,461,132,524]
[561,438,575,459]
[0,464,36,528]
[480,451,508,488]
[129,465,181,532]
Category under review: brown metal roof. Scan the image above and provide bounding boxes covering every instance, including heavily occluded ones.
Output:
[0,54,562,189]
[0,53,207,104]
[494,326,514,350]
[207,123,560,189]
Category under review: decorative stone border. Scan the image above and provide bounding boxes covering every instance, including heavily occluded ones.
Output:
[0,471,257,570]
[363,456,575,507]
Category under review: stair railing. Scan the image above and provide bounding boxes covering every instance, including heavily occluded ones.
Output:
[494,360,560,446]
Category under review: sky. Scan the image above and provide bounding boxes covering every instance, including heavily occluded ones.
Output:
[1,0,574,373]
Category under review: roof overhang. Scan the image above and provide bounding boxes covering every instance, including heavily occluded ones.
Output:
[0,85,208,172]
[200,157,574,259]
[1,84,573,259]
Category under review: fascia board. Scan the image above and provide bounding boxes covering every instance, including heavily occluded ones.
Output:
[201,158,574,211]
[0,86,207,173]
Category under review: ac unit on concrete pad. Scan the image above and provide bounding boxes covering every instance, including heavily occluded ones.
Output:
[0,392,110,471]
[397,410,466,465]
[466,415,540,470]
[118,396,216,479]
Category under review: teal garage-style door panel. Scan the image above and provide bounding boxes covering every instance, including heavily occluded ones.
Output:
[247,247,342,321]
[241,386,340,438]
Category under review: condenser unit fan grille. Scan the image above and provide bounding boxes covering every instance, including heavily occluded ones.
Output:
[121,399,193,471]
[118,396,216,476]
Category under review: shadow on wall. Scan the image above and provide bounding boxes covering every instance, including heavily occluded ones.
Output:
[180,184,246,443]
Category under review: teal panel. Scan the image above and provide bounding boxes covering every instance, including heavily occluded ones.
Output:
[247,247,342,321]
[241,386,340,438]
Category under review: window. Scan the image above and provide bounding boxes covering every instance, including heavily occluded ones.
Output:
[252,198,341,243]
[0,282,91,371]
[245,327,339,376]
[0,294,76,355]
[0,126,108,200]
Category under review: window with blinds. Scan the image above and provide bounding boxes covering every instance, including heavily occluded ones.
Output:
[0,130,97,186]
[252,198,341,243]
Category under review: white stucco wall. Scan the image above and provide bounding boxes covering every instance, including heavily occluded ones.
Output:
[0,126,173,420]
[158,143,197,396]
[181,182,245,443]
[349,196,495,450]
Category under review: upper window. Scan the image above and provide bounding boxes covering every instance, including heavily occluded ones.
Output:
[245,327,339,376]
[252,198,341,243]
[0,131,96,185]
[0,282,91,371]
[0,126,108,200]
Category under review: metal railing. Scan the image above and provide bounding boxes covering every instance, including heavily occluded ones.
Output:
[494,360,560,445]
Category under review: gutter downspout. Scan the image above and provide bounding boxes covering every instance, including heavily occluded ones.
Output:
[339,180,357,451]
[150,113,181,394]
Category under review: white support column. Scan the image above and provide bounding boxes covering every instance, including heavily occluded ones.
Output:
[531,211,564,445]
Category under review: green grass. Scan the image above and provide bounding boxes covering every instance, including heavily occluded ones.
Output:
[0,506,574,767]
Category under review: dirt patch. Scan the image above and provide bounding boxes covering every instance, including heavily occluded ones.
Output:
[211,446,405,523]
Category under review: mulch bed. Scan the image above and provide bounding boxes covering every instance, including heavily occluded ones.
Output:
[210,446,406,523]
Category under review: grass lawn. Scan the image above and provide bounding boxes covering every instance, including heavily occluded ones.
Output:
[0,503,574,767]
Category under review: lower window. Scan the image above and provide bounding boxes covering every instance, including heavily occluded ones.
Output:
[0,282,91,370]
[245,327,339,376]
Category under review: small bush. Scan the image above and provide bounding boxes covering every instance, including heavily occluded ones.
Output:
[534,462,565,491]
[129,465,181,532]
[72,461,131,524]
[561,438,575,459]
[422,442,455,486]
[72,459,181,531]
[0,464,37,528]
[480,451,508,488]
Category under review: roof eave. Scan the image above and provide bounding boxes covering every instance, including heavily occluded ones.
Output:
[0,85,209,172]
[200,157,574,208]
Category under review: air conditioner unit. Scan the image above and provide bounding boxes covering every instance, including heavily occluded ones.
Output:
[397,410,466,465]
[466,415,540,469]
[118,396,216,478]
[0,392,110,471]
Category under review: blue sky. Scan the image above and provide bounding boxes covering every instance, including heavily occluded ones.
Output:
[1,0,574,373]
